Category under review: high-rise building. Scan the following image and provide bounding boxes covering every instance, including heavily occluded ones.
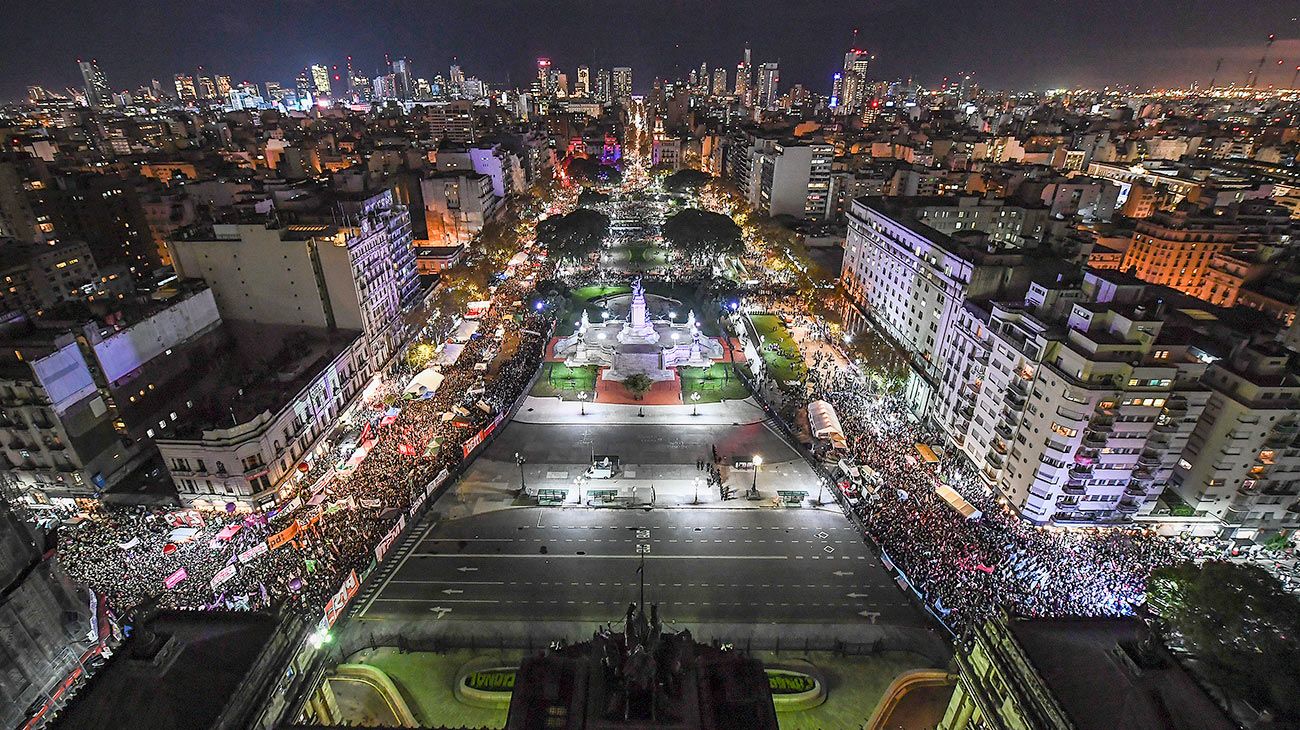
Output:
[536,58,553,96]
[576,65,590,96]
[77,59,109,107]
[310,64,332,96]
[612,67,633,102]
[735,43,752,101]
[756,62,779,109]
[712,67,727,96]
[836,49,873,115]
[698,62,709,93]
[173,73,197,101]
[554,71,569,97]
[196,74,216,100]
[391,57,413,100]
[595,69,611,104]
[214,74,233,97]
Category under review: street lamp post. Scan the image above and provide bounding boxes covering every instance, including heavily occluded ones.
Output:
[693,477,701,505]
[690,391,700,416]
[751,454,762,496]
[578,391,588,416]
[515,452,527,495]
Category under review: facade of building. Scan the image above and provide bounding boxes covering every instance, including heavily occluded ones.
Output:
[932,273,1213,524]
[0,503,94,730]
[1168,344,1300,537]
[420,170,501,246]
[939,613,1235,730]
[155,330,369,511]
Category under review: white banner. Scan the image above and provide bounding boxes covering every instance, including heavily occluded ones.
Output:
[237,541,269,564]
[210,564,237,590]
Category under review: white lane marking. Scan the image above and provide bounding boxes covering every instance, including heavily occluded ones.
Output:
[408,553,791,560]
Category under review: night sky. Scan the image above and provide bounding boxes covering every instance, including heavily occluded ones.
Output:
[2,1,1298,101]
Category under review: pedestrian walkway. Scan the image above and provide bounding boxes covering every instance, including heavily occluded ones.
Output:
[512,395,768,425]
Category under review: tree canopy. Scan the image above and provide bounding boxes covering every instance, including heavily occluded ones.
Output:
[577,189,610,207]
[662,208,745,265]
[566,157,622,185]
[1147,560,1300,720]
[662,169,713,194]
[536,208,609,263]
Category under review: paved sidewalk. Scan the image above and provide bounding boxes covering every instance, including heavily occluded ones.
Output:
[513,395,769,425]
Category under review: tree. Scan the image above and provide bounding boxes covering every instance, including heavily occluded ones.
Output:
[662,169,712,194]
[566,156,622,185]
[622,374,653,400]
[1147,560,1300,720]
[662,208,745,266]
[536,208,610,264]
[578,189,610,207]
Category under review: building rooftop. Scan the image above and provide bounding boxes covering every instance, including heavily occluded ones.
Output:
[1007,616,1235,730]
[162,323,361,439]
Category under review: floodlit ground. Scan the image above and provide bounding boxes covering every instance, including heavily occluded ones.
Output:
[750,313,807,383]
[531,362,597,400]
[680,363,750,403]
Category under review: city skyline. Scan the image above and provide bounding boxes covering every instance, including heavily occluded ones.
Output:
[2,1,1298,101]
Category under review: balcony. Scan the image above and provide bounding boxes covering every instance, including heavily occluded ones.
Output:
[1125,483,1148,498]
[1154,421,1178,434]
[1068,465,1093,481]
[1131,468,1156,482]
[1062,483,1087,496]
[986,450,1005,468]
[1137,451,1161,468]
[1088,420,1114,433]
[995,422,1015,441]
[1082,431,1107,448]
[1117,498,1142,514]
[1007,378,1029,397]
[958,403,975,420]
[1074,450,1099,466]
[1004,390,1027,411]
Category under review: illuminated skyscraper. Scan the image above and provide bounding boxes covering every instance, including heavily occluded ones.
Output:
[712,67,727,96]
[78,59,109,107]
[735,43,752,101]
[576,65,590,96]
[215,74,233,97]
[536,58,553,95]
[392,57,413,100]
[612,67,633,101]
[698,62,709,93]
[595,68,611,103]
[173,73,197,101]
[756,62,779,109]
[310,64,332,95]
[836,49,873,115]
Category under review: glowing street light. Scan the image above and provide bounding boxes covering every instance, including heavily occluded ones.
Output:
[751,454,762,494]
[691,390,701,416]
[578,391,588,416]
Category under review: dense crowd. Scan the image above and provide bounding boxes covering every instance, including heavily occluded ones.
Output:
[58,234,555,621]
[804,351,1217,630]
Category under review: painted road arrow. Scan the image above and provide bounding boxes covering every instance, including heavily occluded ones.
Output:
[846,592,872,599]
[456,566,478,572]
[832,571,854,577]
[429,607,453,617]
[441,588,464,595]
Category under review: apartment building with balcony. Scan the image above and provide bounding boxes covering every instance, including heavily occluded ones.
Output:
[933,270,1229,525]
[840,196,1068,416]
[1168,343,1300,538]
[154,327,368,512]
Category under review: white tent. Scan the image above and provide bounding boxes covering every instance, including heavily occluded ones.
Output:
[451,319,481,343]
[807,400,848,449]
[404,367,444,397]
[437,343,466,366]
[935,485,982,520]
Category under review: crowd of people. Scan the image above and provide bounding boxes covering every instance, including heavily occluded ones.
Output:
[803,348,1218,631]
[57,215,559,622]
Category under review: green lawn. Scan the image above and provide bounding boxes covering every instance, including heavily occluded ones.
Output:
[572,284,630,301]
[749,314,806,383]
[680,364,751,403]
[360,648,511,730]
[530,363,598,400]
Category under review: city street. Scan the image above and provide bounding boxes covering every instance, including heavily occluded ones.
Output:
[353,506,927,627]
